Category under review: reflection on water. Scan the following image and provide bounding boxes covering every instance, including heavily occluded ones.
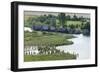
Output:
[56,34,90,60]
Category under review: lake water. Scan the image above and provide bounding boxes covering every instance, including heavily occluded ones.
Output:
[56,34,91,60]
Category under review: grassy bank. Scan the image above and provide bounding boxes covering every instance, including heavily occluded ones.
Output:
[24,31,77,61]
[24,31,74,46]
[24,53,76,62]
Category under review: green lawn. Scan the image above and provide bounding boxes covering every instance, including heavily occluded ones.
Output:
[66,21,82,25]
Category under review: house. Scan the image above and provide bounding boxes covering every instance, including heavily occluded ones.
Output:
[49,26,56,31]
[32,25,42,30]
[57,28,66,32]
[42,25,49,31]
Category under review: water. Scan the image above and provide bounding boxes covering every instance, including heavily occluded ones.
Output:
[56,34,90,60]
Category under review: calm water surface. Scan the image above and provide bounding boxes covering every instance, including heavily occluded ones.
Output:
[56,34,90,60]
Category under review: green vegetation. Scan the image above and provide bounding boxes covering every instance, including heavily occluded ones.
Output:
[24,53,76,62]
[24,12,90,61]
[24,12,90,35]
[66,21,82,26]
[24,31,74,46]
[24,31,77,61]
[58,13,66,28]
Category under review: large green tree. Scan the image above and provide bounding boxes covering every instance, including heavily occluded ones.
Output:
[73,14,78,20]
[58,13,66,28]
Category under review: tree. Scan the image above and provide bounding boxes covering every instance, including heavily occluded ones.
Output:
[25,17,37,27]
[66,15,71,20]
[85,22,90,31]
[81,21,90,31]
[79,16,84,22]
[73,14,78,20]
[50,17,56,27]
[58,13,66,28]
[69,24,75,29]
[81,21,90,35]
[38,15,47,23]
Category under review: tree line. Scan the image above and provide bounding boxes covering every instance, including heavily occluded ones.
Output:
[25,13,90,35]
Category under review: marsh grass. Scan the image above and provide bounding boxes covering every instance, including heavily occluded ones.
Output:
[24,53,76,62]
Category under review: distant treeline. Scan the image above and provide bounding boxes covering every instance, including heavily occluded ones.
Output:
[25,13,90,35]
